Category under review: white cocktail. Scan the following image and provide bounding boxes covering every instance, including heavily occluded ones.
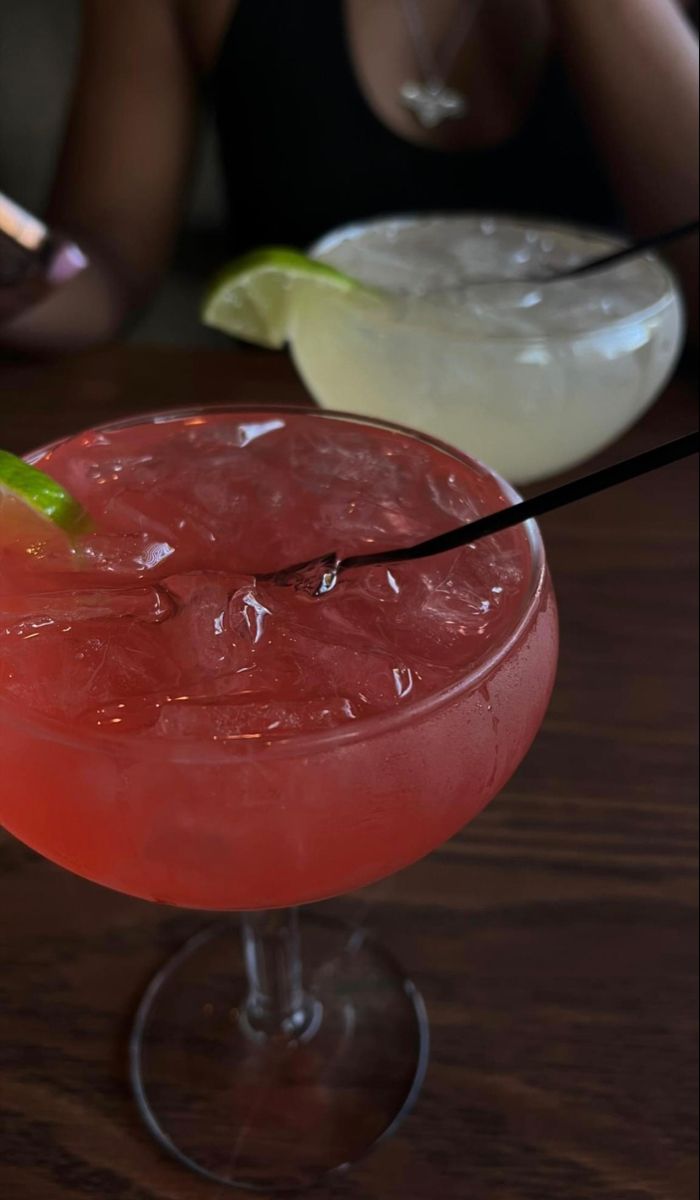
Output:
[291,214,684,484]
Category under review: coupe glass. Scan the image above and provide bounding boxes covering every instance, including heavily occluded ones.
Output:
[297,213,685,485]
[0,409,558,1190]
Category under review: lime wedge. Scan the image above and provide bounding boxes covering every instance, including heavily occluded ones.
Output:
[202,246,377,349]
[0,449,92,535]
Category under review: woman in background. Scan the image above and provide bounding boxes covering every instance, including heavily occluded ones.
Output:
[2,0,698,350]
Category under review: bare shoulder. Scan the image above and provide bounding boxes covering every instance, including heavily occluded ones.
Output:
[177,0,239,75]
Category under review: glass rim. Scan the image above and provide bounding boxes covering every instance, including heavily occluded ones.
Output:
[1,404,549,763]
[309,210,682,342]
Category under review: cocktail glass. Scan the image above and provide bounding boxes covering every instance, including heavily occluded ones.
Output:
[293,213,685,485]
[0,407,558,1190]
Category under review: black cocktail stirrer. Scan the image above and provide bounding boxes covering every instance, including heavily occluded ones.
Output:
[267,432,699,596]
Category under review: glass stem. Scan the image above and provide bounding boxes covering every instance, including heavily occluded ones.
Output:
[240,908,317,1040]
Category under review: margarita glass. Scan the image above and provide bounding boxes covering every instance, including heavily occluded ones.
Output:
[294,213,685,484]
[0,407,558,1189]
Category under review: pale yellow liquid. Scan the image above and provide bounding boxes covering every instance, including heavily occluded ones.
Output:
[291,216,684,484]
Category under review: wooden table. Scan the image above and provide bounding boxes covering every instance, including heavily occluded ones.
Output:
[0,346,697,1200]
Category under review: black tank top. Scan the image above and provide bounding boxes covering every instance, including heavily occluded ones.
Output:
[208,0,619,254]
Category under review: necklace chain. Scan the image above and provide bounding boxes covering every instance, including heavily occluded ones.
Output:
[400,0,484,87]
[398,0,484,127]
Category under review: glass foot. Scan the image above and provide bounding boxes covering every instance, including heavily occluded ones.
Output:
[130,913,429,1191]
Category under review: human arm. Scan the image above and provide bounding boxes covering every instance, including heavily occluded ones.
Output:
[550,0,699,334]
[0,0,198,352]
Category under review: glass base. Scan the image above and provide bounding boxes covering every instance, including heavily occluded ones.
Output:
[129,913,429,1191]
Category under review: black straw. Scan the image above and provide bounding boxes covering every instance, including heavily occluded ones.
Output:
[343,432,700,571]
[558,219,698,280]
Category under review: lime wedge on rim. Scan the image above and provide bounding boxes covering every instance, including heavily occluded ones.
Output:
[202,246,378,349]
[0,449,92,535]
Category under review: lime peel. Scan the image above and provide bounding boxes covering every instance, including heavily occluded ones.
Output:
[202,245,383,349]
[0,449,94,536]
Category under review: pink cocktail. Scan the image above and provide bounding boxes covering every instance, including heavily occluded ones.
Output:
[0,408,557,1188]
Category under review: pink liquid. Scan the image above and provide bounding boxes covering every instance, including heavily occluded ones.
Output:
[0,410,557,908]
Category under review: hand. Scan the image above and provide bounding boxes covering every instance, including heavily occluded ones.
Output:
[0,236,87,327]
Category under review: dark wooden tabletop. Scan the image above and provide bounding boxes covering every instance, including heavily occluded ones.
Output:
[0,346,697,1200]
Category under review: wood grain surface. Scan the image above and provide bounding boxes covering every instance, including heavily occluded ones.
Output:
[0,346,697,1200]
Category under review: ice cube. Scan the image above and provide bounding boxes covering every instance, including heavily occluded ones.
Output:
[81,692,162,734]
[0,585,175,634]
[80,668,262,734]
[77,533,176,576]
[426,470,481,523]
[0,617,177,720]
[263,623,414,711]
[155,695,360,739]
[405,541,526,668]
[158,571,254,679]
[229,586,272,645]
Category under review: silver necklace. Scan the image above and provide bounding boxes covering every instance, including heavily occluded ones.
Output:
[399,0,484,129]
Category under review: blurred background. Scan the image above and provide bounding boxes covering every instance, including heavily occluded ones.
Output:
[2,0,697,352]
[0,0,225,344]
